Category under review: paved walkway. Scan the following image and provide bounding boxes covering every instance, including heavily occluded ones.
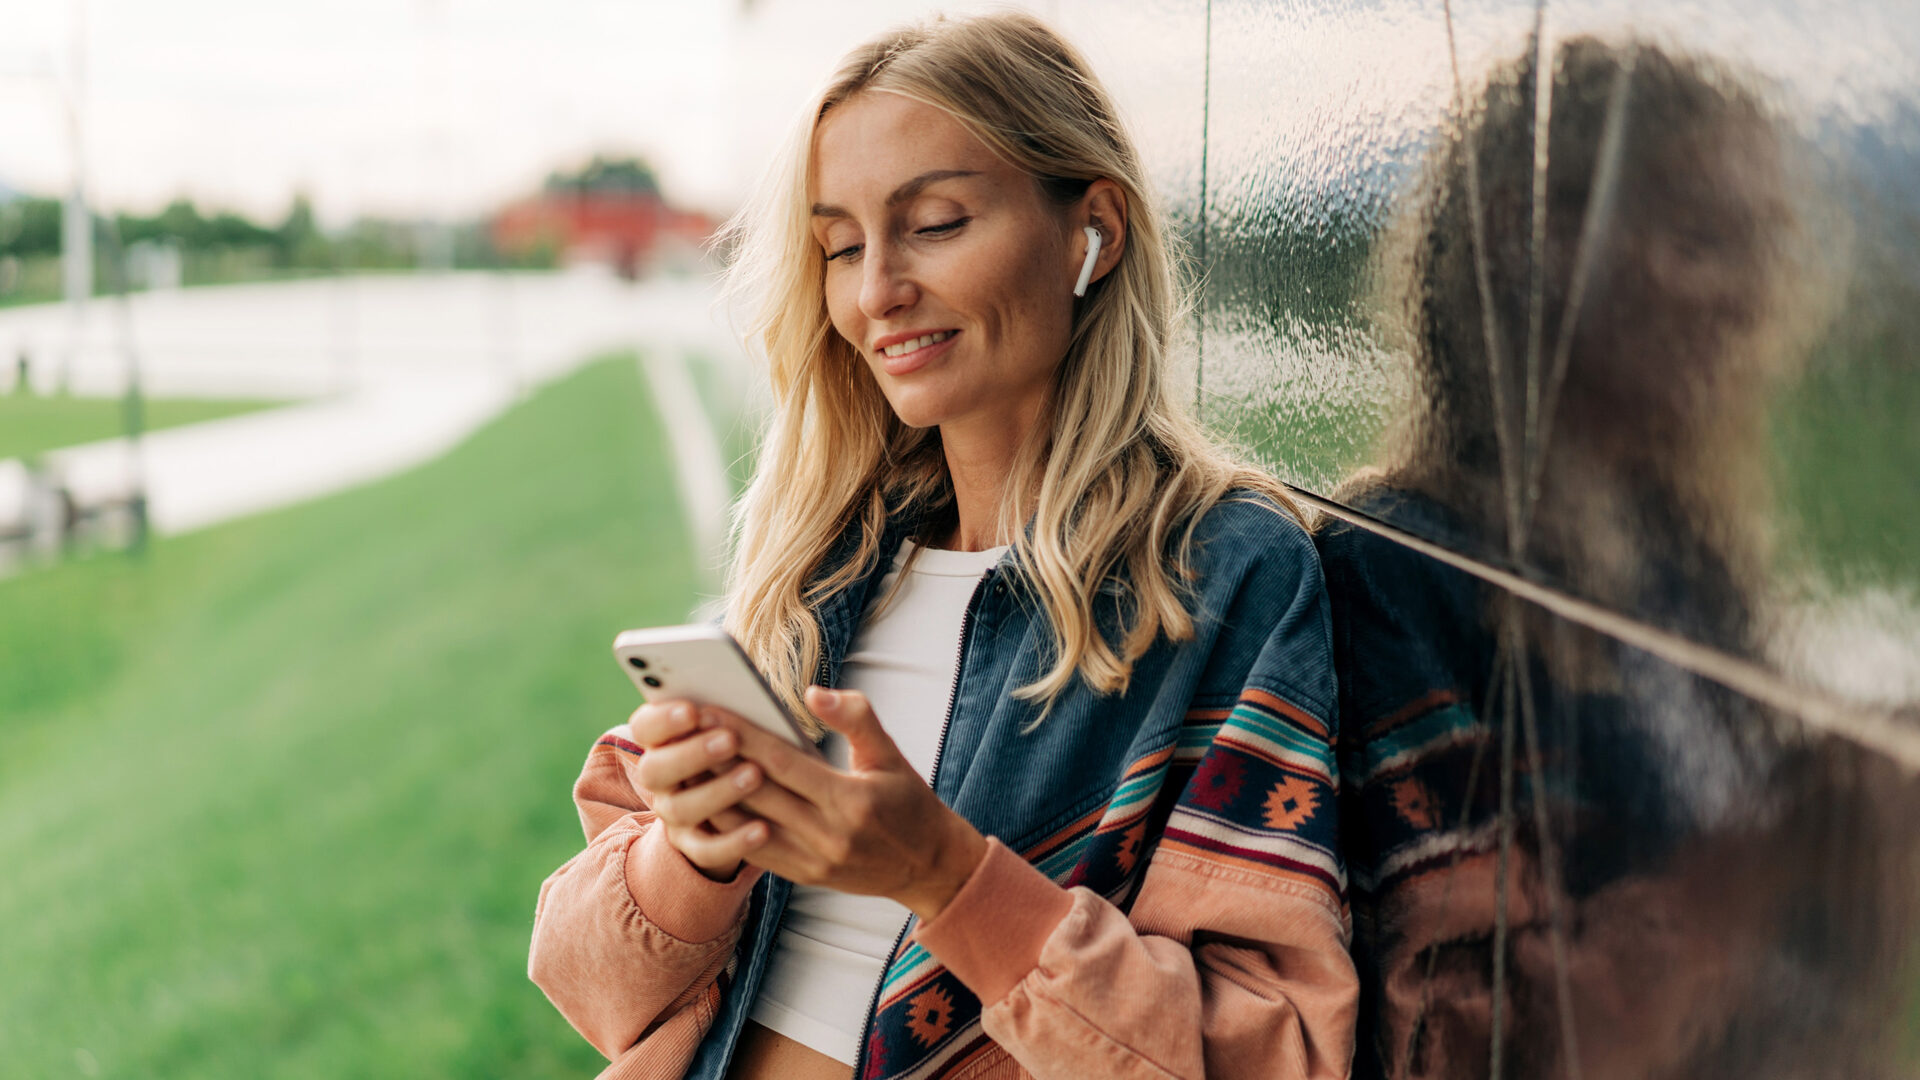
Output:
[0,271,747,555]
[639,351,735,591]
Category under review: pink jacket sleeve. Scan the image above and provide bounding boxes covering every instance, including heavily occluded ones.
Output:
[910,837,1358,1079]
[528,728,764,1077]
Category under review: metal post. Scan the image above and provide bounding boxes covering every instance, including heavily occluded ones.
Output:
[59,0,90,395]
[97,216,146,555]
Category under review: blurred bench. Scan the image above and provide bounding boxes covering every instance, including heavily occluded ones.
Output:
[0,458,60,569]
[0,445,146,573]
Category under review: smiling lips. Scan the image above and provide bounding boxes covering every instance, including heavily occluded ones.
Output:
[873,329,959,375]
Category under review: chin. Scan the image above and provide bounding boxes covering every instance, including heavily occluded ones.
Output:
[887,406,947,432]
[878,388,961,432]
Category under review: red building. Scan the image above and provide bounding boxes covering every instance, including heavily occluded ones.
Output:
[491,159,713,278]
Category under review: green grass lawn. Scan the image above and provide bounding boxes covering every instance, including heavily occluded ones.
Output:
[0,393,285,461]
[0,353,694,1077]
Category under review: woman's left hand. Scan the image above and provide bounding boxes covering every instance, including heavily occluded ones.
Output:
[713,686,989,922]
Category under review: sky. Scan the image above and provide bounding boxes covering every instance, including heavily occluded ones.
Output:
[2,0,1908,228]
[0,0,737,223]
[0,0,1069,227]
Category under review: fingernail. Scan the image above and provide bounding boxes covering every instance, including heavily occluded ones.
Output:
[733,765,757,790]
[814,688,840,710]
[706,732,733,755]
[677,704,697,726]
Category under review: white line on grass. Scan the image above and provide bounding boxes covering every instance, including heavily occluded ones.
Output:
[636,351,732,594]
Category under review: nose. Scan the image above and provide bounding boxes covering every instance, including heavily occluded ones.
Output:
[857,240,918,322]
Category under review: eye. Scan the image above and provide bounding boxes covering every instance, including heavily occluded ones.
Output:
[917,217,970,237]
[825,242,862,263]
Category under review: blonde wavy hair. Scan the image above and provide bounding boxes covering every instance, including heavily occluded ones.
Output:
[718,11,1296,733]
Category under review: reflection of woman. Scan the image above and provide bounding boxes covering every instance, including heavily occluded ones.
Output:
[1322,36,1911,1080]
[530,14,1356,1080]
[1366,36,1812,653]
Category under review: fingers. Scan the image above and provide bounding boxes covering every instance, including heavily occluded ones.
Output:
[652,760,763,830]
[628,700,701,748]
[719,708,841,806]
[739,776,834,850]
[670,815,769,879]
[805,687,907,771]
[634,717,747,795]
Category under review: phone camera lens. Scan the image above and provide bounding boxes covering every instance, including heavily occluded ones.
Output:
[626,656,648,670]
[642,675,663,688]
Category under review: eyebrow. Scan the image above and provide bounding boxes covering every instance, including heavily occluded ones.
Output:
[810,169,981,219]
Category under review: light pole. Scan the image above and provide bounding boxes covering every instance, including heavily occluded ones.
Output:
[59,0,90,394]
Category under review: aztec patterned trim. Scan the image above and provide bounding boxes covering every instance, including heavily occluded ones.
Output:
[1360,688,1461,738]
[859,707,1230,1080]
[1345,690,1564,896]
[1351,698,1481,786]
[1353,818,1502,894]
[1158,687,1346,902]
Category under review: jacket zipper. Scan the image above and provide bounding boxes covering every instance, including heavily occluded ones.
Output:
[849,565,996,1080]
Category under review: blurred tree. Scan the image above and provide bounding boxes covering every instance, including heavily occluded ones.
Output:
[544,155,661,198]
[204,210,276,249]
[0,198,64,258]
[276,193,331,267]
[156,198,205,244]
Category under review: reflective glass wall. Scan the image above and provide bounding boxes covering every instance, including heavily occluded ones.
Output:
[1058,0,1920,1075]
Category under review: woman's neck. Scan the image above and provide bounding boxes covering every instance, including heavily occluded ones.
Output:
[935,405,1042,551]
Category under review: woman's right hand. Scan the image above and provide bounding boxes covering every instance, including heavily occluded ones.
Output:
[628,701,770,881]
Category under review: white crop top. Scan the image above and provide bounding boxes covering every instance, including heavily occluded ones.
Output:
[747,539,1007,1065]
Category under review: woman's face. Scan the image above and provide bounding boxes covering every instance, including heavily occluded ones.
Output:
[1559,122,1790,452]
[809,90,1083,435]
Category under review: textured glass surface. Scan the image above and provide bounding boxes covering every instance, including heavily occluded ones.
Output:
[1199,0,1920,700]
[1200,0,1498,492]
[1318,512,1920,1080]
[1058,0,1210,247]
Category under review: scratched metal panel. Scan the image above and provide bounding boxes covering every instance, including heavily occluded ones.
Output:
[1200,0,1920,702]
[1202,0,1920,1075]
[1317,507,1920,1080]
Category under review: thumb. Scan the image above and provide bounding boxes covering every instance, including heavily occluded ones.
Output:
[806,687,905,771]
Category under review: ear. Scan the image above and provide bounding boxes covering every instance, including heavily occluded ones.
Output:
[1079,179,1129,289]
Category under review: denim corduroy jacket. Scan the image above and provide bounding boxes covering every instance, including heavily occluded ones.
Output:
[529,492,1359,1080]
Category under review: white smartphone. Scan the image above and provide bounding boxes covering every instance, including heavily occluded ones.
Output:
[612,624,817,751]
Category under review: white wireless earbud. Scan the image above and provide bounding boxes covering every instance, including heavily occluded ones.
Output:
[1073,225,1102,297]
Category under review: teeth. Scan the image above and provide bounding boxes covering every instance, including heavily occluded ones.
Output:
[882,330,952,358]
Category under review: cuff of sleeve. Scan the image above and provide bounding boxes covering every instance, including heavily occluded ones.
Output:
[625,821,762,943]
[908,837,1075,1006]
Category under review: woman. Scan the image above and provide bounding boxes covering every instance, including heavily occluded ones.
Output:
[529,12,1357,1080]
